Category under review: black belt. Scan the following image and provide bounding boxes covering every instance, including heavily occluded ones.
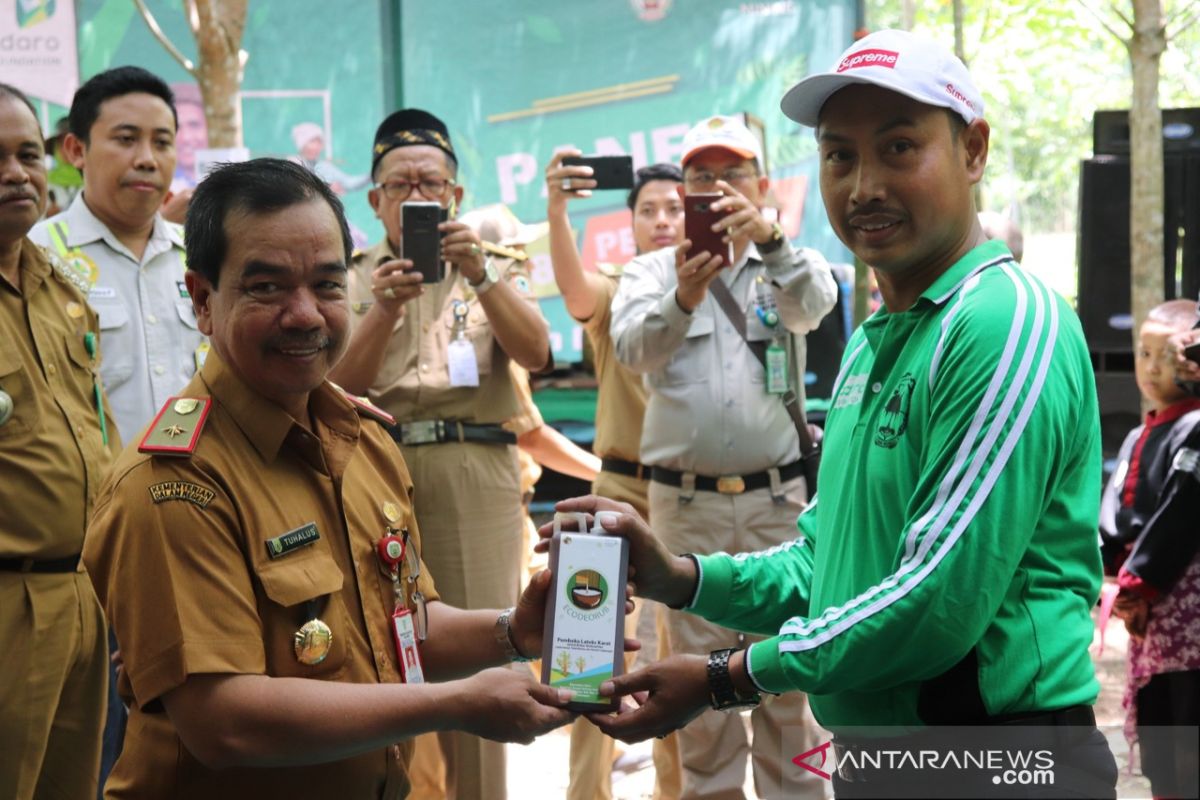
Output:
[389,420,516,447]
[650,459,805,495]
[0,554,81,573]
[832,705,1099,784]
[601,457,650,481]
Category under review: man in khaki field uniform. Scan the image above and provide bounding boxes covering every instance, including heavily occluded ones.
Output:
[0,83,118,800]
[610,117,835,799]
[330,110,550,800]
[82,158,573,800]
[544,155,685,799]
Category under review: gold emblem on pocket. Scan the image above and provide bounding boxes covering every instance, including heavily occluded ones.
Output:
[294,619,333,665]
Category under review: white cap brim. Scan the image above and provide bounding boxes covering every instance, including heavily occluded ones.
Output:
[781,72,966,128]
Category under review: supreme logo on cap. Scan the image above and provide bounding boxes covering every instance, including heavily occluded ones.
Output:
[944,83,979,113]
[837,48,899,72]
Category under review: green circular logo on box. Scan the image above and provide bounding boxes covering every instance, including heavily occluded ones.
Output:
[566,569,608,611]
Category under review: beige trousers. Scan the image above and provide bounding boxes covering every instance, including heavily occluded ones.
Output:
[649,477,826,800]
[0,570,107,800]
[566,469,683,800]
[402,442,523,800]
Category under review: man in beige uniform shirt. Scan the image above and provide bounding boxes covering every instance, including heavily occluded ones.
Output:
[0,83,118,800]
[611,116,835,799]
[545,154,685,800]
[83,158,574,800]
[329,110,550,800]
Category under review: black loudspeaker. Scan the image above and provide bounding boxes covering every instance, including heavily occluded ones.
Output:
[1095,370,1142,464]
[1077,152,1200,355]
[1094,108,1200,156]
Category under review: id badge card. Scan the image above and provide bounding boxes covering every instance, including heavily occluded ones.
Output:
[766,342,789,395]
[447,338,480,387]
[392,608,425,684]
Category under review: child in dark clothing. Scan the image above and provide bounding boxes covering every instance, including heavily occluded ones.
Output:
[1100,299,1200,799]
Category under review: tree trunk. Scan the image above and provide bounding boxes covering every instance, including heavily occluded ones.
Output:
[1127,0,1166,348]
[952,0,966,63]
[192,0,248,148]
[902,0,916,30]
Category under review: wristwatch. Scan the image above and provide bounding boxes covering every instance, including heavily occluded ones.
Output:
[494,606,533,662]
[468,258,500,296]
[707,648,761,711]
[756,222,786,255]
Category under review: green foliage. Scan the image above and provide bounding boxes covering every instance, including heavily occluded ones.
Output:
[864,0,1200,233]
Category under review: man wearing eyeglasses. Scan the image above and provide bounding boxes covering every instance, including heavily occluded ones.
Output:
[329,109,550,800]
[609,115,835,799]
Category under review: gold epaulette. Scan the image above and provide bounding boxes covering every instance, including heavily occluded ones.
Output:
[41,246,91,295]
[481,241,528,262]
[138,397,212,456]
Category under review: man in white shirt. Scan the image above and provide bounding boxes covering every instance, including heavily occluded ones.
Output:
[610,115,835,799]
[31,66,204,443]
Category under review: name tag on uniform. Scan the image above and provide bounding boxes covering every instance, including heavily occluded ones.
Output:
[447,339,480,387]
[266,522,320,559]
[89,286,117,299]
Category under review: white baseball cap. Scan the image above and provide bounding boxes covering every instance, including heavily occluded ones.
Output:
[680,115,764,168]
[780,29,984,128]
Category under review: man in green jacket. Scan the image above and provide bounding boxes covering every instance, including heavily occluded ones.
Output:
[552,29,1118,799]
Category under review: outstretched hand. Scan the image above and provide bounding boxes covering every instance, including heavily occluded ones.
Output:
[584,655,710,743]
[534,496,699,609]
[456,667,577,744]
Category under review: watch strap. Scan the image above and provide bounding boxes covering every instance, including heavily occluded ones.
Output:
[757,222,786,255]
[494,606,533,662]
[469,258,499,295]
[707,648,760,711]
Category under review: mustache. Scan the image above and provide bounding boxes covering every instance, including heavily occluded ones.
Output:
[267,335,334,351]
[847,204,903,223]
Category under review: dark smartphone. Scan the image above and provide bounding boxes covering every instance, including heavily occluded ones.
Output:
[1185,341,1200,364]
[402,202,446,283]
[561,155,635,191]
[684,193,733,268]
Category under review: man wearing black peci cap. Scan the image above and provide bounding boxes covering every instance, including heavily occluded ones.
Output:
[329,109,550,800]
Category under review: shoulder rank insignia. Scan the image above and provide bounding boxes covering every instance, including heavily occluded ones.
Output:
[138,396,213,456]
[480,241,528,263]
[42,247,92,296]
[332,384,395,426]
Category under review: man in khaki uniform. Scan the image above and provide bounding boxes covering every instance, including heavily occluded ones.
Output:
[0,83,117,800]
[544,154,685,800]
[610,116,835,799]
[82,158,573,800]
[330,110,550,800]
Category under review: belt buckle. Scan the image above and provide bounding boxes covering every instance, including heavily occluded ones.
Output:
[716,475,745,494]
[400,420,442,446]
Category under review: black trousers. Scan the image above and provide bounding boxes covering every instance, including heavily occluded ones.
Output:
[1136,668,1200,798]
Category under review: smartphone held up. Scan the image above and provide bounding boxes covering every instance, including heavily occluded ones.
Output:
[684,193,733,268]
[561,155,635,191]
[402,201,449,283]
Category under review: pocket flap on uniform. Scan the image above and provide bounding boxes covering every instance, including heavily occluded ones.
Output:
[94,302,129,331]
[0,345,20,378]
[175,302,200,330]
[255,554,344,608]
